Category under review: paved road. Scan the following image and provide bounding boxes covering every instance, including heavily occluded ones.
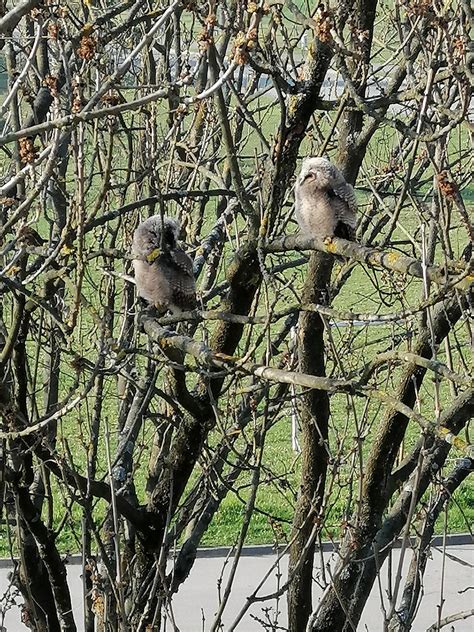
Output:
[1,545,473,630]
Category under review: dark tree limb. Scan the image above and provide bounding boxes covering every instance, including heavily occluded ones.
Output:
[288,252,334,631]
[15,485,77,631]
[388,457,473,631]
[389,388,474,493]
[310,315,470,631]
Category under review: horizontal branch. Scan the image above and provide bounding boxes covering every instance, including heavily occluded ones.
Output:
[141,316,474,453]
[0,84,178,146]
[145,291,455,327]
[142,315,354,393]
[84,190,237,232]
[82,0,180,112]
[0,56,237,147]
[362,351,473,387]
[426,609,474,632]
[265,235,473,291]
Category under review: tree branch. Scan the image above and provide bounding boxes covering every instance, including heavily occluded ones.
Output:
[0,0,41,38]
[265,235,473,291]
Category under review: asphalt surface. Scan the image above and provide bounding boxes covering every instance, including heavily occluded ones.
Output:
[0,544,473,630]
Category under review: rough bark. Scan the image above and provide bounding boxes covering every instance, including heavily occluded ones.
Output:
[309,298,466,631]
[288,252,334,631]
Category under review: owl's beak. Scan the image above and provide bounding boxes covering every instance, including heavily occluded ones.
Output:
[301,170,316,183]
[147,248,161,263]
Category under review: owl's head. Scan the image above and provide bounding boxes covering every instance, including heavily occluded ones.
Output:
[133,215,181,255]
[297,157,341,191]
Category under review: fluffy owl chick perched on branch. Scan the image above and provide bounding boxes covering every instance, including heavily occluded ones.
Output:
[295,157,357,241]
[132,216,197,314]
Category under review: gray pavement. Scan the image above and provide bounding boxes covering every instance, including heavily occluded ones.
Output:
[1,545,473,630]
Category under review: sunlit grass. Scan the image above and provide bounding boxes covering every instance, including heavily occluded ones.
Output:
[1,60,472,558]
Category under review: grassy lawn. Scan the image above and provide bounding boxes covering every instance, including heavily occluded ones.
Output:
[33,243,470,555]
[1,184,471,556]
[0,40,472,559]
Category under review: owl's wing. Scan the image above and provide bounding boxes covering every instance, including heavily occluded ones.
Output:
[169,248,194,278]
[163,248,197,311]
[334,219,356,241]
[332,181,357,214]
[328,186,357,240]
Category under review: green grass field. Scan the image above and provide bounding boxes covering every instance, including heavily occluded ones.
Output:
[29,247,471,556]
[1,174,471,557]
[0,34,472,558]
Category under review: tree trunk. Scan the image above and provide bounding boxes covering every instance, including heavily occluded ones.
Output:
[288,252,333,631]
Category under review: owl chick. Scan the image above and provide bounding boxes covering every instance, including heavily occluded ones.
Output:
[294,157,357,241]
[132,216,197,314]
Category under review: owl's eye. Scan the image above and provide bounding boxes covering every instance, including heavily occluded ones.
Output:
[303,172,315,181]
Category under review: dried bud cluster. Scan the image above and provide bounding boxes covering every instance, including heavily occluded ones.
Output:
[44,74,59,98]
[400,0,433,17]
[452,36,466,61]
[101,92,121,107]
[205,12,217,26]
[71,78,84,113]
[437,172,459,200]
[19,137,38,164]
[197,28,213,52]
[78,35,96,60]
[232,28,258,65]
[314,6,333,43]
[48,22,60,40]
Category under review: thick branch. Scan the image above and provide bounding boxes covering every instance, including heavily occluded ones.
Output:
[310,298,467,631]
[288,252,333,631]
[0,0,41,38]
[388,457,473,631]
[16,486,77,631]
[265,235,473,291]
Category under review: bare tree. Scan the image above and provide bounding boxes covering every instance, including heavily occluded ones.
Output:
[0,1,472,631]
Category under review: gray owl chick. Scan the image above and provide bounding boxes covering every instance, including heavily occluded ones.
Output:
[132,216,197,314]
[295,157,357,240]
